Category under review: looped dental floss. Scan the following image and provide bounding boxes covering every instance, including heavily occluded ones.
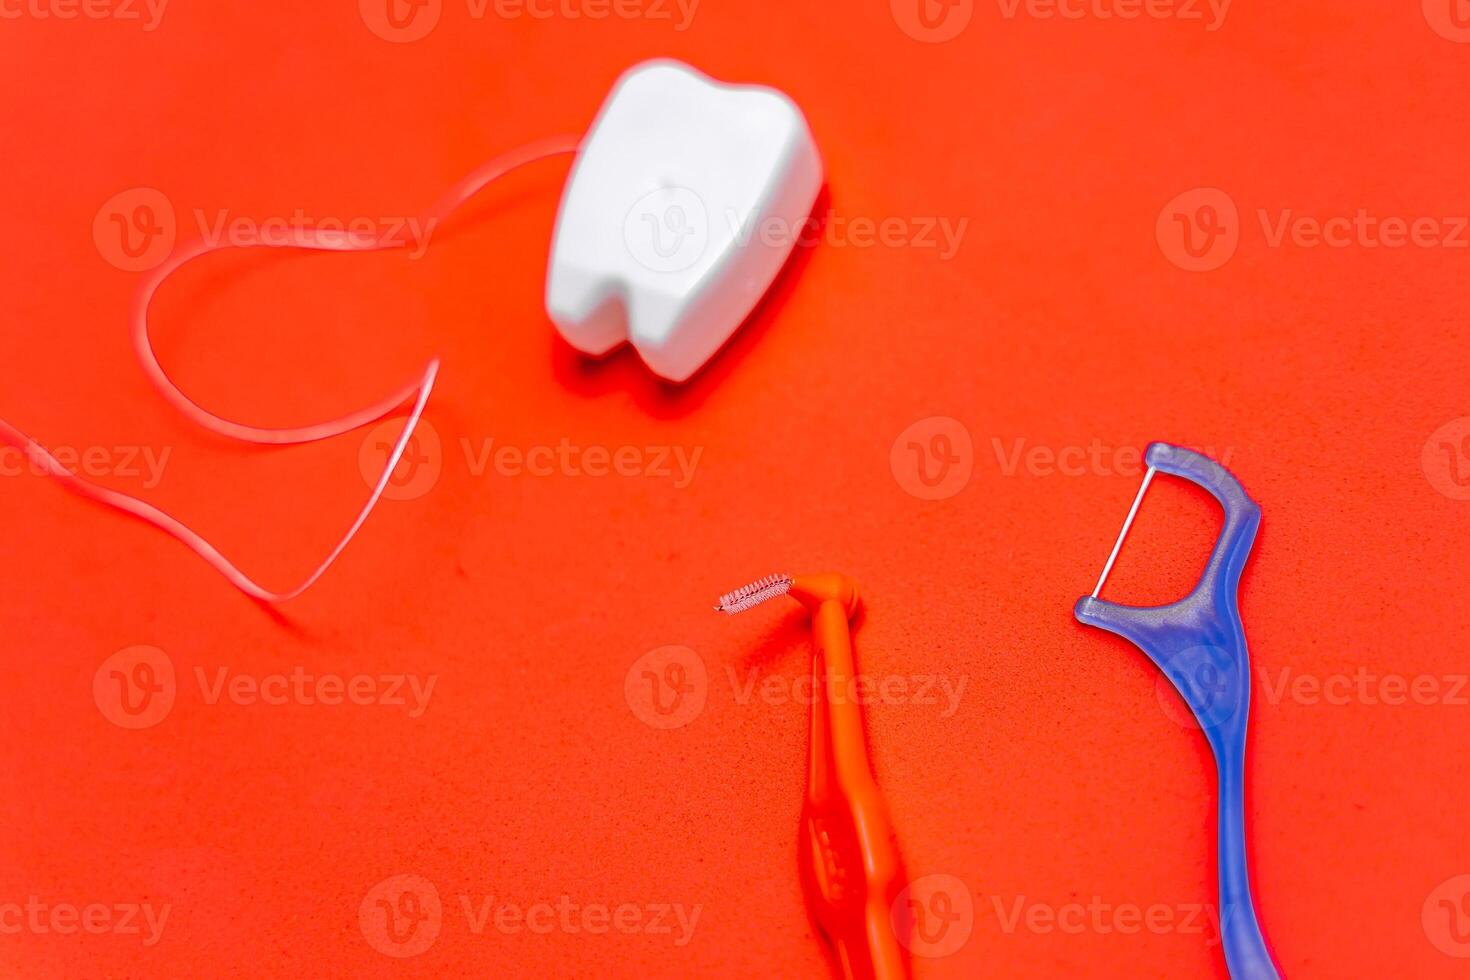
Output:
[0,134,581,602]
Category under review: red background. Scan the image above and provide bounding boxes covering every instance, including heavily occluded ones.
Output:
[3,1,1470,976]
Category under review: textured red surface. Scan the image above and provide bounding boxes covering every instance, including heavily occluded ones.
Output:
[3,2,1469,977]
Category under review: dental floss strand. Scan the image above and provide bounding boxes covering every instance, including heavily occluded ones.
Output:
[0,135,580,602]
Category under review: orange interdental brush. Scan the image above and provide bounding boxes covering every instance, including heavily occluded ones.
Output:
[716,573,908,980]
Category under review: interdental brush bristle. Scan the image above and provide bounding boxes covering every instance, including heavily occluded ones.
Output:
[714,573,793,614]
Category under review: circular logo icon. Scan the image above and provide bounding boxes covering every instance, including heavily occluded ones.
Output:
[93,645,176,730]
[1156,187,1239,272]
[1422,417,1470,501]
[93,188,176,273]
[1155,646,1241,732]
[1424,0,1470,42]
[890,417,974,501]
[359,417,442,501]
[892,873,974,958]
[624,646,708,730]
[891,0,974,43]
[360,874,442,957]
[1424,874,1470,957]
[359,0,441,42]
[623,187,709,273]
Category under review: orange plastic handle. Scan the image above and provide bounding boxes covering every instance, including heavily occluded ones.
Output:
[789,574,908,980]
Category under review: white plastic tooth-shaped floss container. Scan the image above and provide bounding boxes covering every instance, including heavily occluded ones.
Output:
[545,59,823,383]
